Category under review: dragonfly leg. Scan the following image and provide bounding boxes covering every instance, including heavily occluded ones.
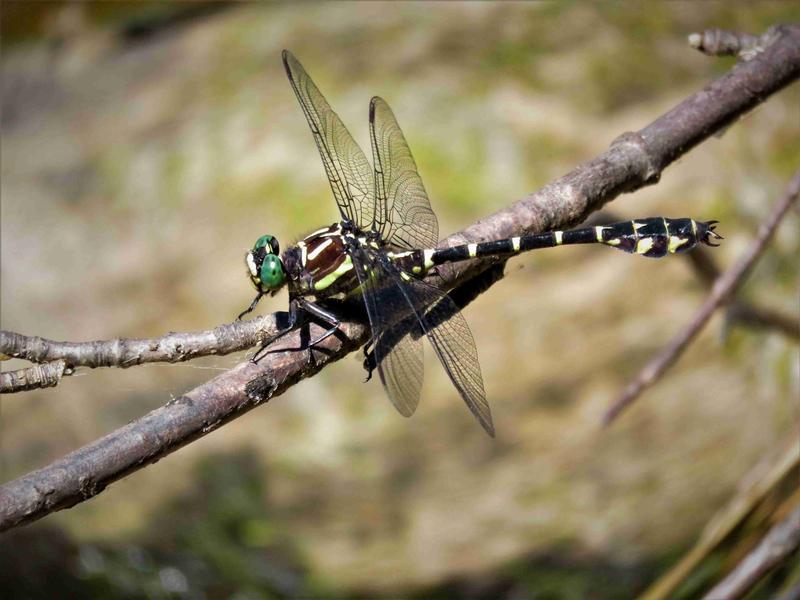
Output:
[362,340,377,382]
[297,298,342,348]
[237,292,264,320]
[252,298,301,363]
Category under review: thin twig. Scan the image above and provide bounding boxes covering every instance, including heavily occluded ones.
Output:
[603,170,800,426]
[685,251,800,341]
[725,303,800,341]
[0,25,798,530]
[0,360,71,393]
[688,28,764,58]
[703,505,800,600]
[0,313,279,369]
[640,439,800,600]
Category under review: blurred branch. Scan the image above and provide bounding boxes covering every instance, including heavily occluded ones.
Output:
[1,24,799,530]
[776,582,800,600]
[641,440,800,600]
[688,28,766,58]
[686,251,800,341]
[725,303,800,341]
[603,169,800,426]
[703,505,800,599]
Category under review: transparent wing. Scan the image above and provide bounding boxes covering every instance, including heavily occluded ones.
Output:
[352,247,423,417]
[369,97,439,250]
[283,50,375,229]
[355,248,493,436]
[376,330,424,418]
[400,276,494,437]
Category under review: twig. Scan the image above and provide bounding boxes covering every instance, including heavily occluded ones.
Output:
[603,170,800,426]
[0,25,798,529]
[686,251,800,341]
[725,303,800,341]
[0,318,370,532]
[703,505,800,600]
[640,439,800,600]
[0,314,278,368]
[0,360,71,393]
[688,28,764,58]
[776,582,800,600]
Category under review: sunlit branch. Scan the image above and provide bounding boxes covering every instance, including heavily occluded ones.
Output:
[703,505,800,599]
[0,360,71,393]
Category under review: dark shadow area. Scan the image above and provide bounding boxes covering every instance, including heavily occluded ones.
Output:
[118,2,236,44]
[0,450,318,599]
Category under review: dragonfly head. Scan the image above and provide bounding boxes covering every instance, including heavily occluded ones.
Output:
[246,234,286,295]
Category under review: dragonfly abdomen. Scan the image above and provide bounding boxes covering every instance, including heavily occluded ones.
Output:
[392,218,720,274]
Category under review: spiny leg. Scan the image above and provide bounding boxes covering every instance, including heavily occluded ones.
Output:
[238,292,264,321]
[298,298,342,347]
[252,297,344,365]
[252,298,302,363]
[362,338,377,382]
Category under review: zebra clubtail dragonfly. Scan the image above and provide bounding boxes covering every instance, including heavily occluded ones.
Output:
[240,50,721,436]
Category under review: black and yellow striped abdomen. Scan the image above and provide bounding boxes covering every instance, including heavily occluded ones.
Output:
[390,218,721,274]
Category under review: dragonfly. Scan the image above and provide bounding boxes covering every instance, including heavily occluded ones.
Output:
[239,50,722,436]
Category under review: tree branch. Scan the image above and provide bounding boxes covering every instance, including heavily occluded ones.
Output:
[0,319,371,532]
[640,439,800,600]
[1,24,798,530]
[686,251,800,341]
[0,314,281,374]
[724,303,800,341]
[703,505,800,600]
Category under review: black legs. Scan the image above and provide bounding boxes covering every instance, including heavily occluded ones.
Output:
[251,297,343,364]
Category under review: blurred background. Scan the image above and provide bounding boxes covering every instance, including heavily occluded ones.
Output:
[1,2,798,598]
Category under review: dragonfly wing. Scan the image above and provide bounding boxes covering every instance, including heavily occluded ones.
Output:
[352,248,423,417]
[283,50,375,229]
[369,96,439,250]
[376,330,424,418]
[395,274,494,437]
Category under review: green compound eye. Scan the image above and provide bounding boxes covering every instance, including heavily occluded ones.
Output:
[259,254,286,290]
[253,234,279,255]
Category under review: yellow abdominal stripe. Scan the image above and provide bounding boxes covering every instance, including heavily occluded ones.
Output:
[668,235,688,253]
[595,226,605,242]
[636,237,654,254]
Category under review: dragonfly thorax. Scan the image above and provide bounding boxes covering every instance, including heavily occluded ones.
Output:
[285,223,359,297]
